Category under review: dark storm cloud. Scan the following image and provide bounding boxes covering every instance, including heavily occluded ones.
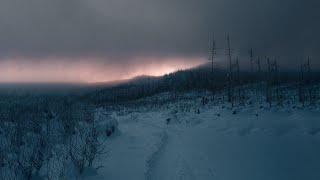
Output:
[0,0,319,66]
[0,0,204,58]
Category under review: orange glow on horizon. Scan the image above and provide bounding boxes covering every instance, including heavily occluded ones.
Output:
[0,56,206,83]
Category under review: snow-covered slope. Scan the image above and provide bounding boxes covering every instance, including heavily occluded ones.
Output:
[84,90,320,180]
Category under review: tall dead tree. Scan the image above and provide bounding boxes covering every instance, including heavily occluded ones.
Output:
[266,58,279,106]
[208,33,216,74]
[225,35,241,107]
[299,57,312,106]
[257,57,261,74]
[248,49,263,103]
[248,48,262,81]
[234,57,242,105]
[226,34,233,104]
[208,32,217,101]
[249,48,254,74]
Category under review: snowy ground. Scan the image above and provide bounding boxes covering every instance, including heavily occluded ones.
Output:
[84,92,320,180]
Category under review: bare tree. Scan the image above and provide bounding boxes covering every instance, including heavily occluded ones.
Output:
[266,58,280,106]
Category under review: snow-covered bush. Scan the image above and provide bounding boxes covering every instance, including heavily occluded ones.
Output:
[95,108,118,137]
[0,94,116,179]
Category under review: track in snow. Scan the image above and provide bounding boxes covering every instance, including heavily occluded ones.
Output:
[145,130,169,180]
[145,127,203,180]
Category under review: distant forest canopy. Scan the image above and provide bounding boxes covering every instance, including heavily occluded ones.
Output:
[81,62,320,105]
[0,59,318,106]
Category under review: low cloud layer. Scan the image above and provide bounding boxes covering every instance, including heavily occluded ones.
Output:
[0,56,205,83]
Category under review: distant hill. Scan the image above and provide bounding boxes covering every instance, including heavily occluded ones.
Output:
[80,63,320,105]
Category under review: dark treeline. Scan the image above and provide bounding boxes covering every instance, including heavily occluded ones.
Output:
[82,64,320,106]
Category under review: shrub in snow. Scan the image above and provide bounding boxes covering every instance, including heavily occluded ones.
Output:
[39,145,69,180]
[95,108,118,137]
[0,96,114,179]
[166,118,171,125]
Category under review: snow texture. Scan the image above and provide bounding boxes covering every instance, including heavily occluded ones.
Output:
[84,90,320,180]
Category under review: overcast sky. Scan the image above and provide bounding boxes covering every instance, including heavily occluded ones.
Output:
[0,0,319,82]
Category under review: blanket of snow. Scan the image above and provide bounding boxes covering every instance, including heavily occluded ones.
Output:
[84,92,320,180]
